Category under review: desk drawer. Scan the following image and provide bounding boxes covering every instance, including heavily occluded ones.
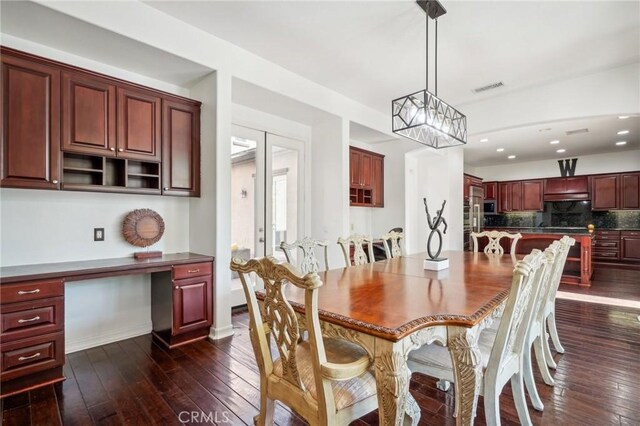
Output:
[1,280,64,304]
[173,262,212,280]
[1,297,64,343]
[1,332,64,382]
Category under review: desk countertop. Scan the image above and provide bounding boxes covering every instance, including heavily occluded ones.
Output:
[0,252,214,284]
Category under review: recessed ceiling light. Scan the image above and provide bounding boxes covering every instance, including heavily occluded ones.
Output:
[496,148,504,152]
[617,130,629,135]
[616,141,627,146]
[538,128,552,132]
[550,140,560,145]
[480,138,489,142]
[618,116,629,119]
[556,149,566,153]
[507,155,516,159]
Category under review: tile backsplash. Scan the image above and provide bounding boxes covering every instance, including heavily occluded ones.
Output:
[484,202,640,229]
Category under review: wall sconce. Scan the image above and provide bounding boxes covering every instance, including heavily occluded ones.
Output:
[241,189,247,198]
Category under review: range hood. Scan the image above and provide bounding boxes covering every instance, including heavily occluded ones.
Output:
[543,176,590,201]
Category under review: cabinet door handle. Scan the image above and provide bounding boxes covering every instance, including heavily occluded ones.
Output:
[118,148,124,152]
[18,353,41,361]
[17,289,40,295]
[163,187,169,191]
[109,147,115,151]
[52,180,59,184]
[187,269,200,273]
[18,316,41,323]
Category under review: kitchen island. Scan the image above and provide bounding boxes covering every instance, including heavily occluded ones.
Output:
[483,227,593,286]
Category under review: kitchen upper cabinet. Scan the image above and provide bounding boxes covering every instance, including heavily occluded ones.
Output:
[620,173,640,210]
[349,146,384,207]
[464,174,483,200]
[483,181,497,200]
[116,86,161,161]
[510,181,523,211]
[591,174,619,210]
[162,99,201,197]
[1,51,60,190]
[543,176,589,201]
[522,180,544,211]
[62,71,116,156]
[498,182,510,213]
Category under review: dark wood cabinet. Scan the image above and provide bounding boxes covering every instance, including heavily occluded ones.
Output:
[522,180,544,211]
[620,173,640,210]
[591,174,619,210]
[543,176,589,201]
[464,174,483,200]
[62,71,116,156]
[349,146,384,207]
[173,275,213,335]
[498,182,510,213]
[483,181,497,200]
[162,99,201,197]
[621,231,640,262]
[510,181,522,211]
[371,154,384,207]
[117,86,161,161]
[1,52,60,190]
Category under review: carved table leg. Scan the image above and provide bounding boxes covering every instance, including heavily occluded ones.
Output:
[374,337,416,426]
[447,326,483,426]
[404,392,420,426]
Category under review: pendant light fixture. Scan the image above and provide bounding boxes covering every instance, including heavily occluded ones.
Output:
[392,0,467,148]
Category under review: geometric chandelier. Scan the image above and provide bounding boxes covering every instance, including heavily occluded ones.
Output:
[392,0,467,148]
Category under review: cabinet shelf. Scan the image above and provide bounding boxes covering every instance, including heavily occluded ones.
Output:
[63,166,103,174]
[127,172,160,178]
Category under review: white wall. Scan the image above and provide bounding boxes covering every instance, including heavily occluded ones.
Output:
[0,189,189,352]
[405,148,464,256]
[472,150,640,181]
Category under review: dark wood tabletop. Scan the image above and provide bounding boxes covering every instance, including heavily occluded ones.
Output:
[276,251,518,341]
[0,252,214,284]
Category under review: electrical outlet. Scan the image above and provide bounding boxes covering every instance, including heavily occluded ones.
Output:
[94,228,104,241]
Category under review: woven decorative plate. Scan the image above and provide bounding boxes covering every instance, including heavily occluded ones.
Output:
[122,209,165,248]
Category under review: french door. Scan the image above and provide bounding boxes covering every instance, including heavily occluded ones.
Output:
[230,125,305,305]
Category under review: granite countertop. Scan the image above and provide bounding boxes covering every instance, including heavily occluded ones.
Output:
[486,227,592,235]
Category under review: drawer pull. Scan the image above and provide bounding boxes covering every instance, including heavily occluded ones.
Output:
[18,316,41,323]
[187,269,200,273]
[18,352,41,361]
[17,289,40,295]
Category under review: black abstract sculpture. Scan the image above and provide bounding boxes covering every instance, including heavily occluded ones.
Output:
[424,197,448,260]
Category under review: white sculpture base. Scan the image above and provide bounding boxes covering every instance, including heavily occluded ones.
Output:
[424,258,449,271]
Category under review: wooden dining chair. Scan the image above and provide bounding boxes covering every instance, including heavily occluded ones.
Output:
[380,230,404,259]
[337,234,374,267]
[471,230,523,255]
[407,248,550,426]
[230,256,378,425]
[280,237,330,274]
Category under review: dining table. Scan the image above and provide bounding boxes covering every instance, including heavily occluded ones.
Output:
[268,250,519,426]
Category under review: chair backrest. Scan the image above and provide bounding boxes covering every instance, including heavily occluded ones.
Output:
[471,230,522,255]
[485,249,549,381]
[531,241,562,324]
[380,231,404,259]
[542,236,576,314]
[337,234,374,267]
[280,237,329,274]
[230,256,330,404]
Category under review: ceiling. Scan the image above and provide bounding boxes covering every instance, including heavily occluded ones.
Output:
[145,0,640,113]
[464,115,639,167]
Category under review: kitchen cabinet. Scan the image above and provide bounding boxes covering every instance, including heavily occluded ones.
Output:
[498,182,510,213]
[543,176,589,201]
[620,172,640,210]
[162,99,201,197]
[349,146,384,207]
[621,231,640,262]
[173,275,213,335]
[483,181,497,200]
[522,180,544,211]
[592,230,620,262]
[117,86,162,161]
[62,71,116,156]
[464,174,483,199]
[1,51,60,190]
[591,174,619,210]
[510,181,523,211]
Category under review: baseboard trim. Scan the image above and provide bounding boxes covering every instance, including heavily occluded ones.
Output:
[208,324,235,340]
[65,322,152,354]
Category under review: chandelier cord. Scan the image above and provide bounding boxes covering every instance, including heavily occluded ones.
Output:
[435,18,438,96]
[425,11,429,92]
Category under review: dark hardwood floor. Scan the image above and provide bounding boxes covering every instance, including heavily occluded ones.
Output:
[559,266,640,301]
[2,269,639,426]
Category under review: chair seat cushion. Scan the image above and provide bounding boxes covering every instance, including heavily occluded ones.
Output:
[407,330,496,373]
[273,338,376,410]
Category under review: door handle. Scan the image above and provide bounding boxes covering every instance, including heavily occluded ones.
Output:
[259,237,265,243]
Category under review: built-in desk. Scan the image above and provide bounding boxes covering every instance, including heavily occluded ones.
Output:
[0,252,214,397]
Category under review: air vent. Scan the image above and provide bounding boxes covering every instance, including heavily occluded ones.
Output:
[565,128,589,136]
[473,82,504,93]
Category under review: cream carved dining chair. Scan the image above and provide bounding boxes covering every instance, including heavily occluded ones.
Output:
[407,248,551,426]
[471,230,523,255]
[337,235,374,267]
[230,256,378,426]
[280,237,330,274]
[380,230,404,259]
